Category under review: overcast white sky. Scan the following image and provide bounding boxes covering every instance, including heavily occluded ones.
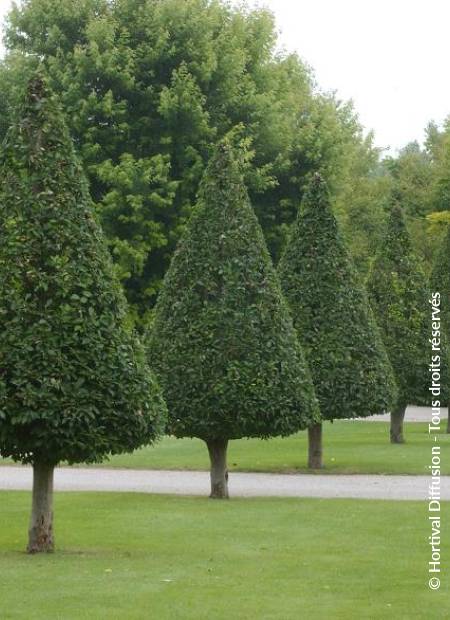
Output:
[256,0,450,153]
[1,0,449,152]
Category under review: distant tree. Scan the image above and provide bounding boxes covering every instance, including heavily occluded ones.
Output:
[428,125,450,215]
[149,139,319,497]
[278,174,397,467]
[431,226,450,433]
[367,205,441,443]
[385,142,434,219]
[0,75,166,553]
[422,122,450,261]
[333,140,391,277]
[383,142,435,267]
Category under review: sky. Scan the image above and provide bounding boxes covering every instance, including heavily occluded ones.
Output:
[0,0,449,153]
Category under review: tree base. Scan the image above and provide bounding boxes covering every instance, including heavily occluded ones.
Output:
[206,439,229,499]
[27,463,55,554]
[27,526,54,554]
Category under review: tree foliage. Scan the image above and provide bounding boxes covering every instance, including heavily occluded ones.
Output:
[382,142,436,268]
[1,0,378,323]
[333,136,391,276]
[278,174,397,421]
[382,125,450,269]
[148,139,319,440]
[367,205,445,407]
[0,74,166,466]
[431,226,450,329]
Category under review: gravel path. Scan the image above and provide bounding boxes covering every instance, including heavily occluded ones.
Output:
[1,466,449,500]
[362,405,448,422]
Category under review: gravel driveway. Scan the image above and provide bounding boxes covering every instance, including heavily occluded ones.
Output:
[362,405,448,422]
[1,466,449,500]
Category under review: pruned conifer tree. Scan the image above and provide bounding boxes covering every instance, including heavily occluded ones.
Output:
[0,75,166,553]
[368,204,444,442]
[431,226,450,433]
[149,139,319,498]
[278,174,397,467]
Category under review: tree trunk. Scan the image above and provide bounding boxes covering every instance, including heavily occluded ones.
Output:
[390,406,406,444]
[308,423,323,469]
[27,462,55,554]
[206,439,229,499]
[447,405,450,434]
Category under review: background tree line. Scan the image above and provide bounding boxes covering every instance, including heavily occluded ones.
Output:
[0,0,397,326]
[2,1,448,326]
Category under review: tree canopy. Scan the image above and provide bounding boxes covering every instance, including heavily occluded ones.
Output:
[278,174,397,422]
[149,139,319,442]
[0,74,166,466]
[367,205,445,408]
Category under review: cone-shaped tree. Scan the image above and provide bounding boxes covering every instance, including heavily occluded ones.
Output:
[367,205,443,442]
[431,226,450,433]
[149,139,320,498]
[278,174,397,467]
[0,75,166,553]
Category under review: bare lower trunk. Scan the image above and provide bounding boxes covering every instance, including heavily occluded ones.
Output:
[390,406,406,444]
[206,439,229,499]
[308,423,323,469]
[447,407,450,434]
[27,463,54,554]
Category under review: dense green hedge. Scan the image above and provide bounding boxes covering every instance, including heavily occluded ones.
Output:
[278,174,397,420]
[0,75,166,466]
[149,140,319,440]
[368,205,447,406]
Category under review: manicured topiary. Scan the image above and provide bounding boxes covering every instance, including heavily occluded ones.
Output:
[431,226,450,433]
[0,75,167,553]
[367,204,444,442]
[278,174,397,467]
[149,139,320,498]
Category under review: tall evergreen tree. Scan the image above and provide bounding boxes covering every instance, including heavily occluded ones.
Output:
[149,139,319,498]
[0,75,166,553]
[431,226,450,433]
[278,174,397,467]
[367,205,441,442]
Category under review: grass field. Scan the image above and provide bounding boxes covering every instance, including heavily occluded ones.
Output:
[1,421,448,475]
[0,492,447,619]
[27,421,450,475]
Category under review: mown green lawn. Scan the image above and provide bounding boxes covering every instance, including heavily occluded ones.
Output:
[53,421,450,475]
[1,421,448,475]
[0,492,447,619]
